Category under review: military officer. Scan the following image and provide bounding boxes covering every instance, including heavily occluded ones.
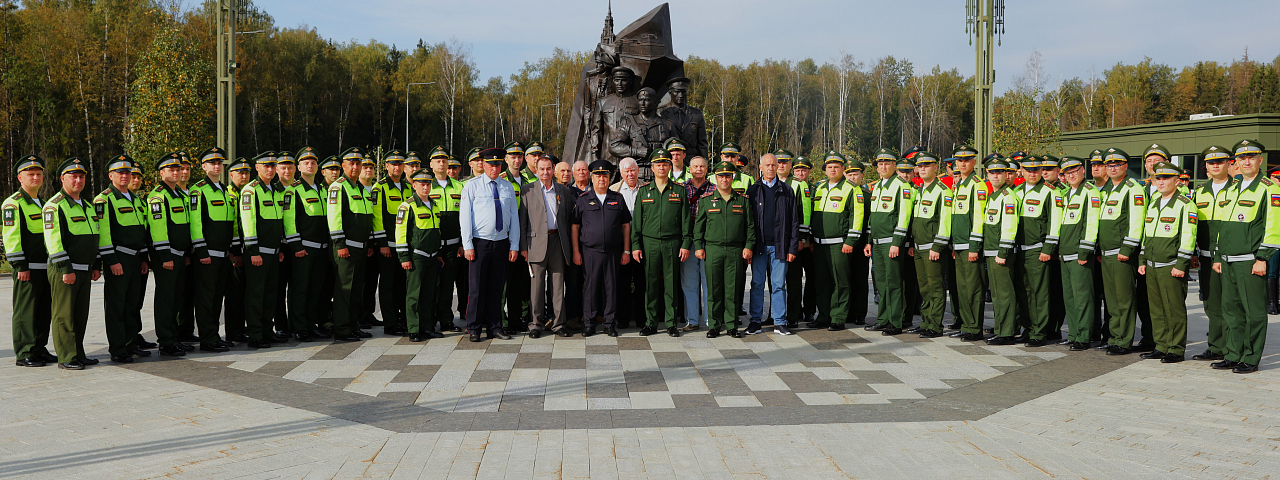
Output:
[357,154,382,329]
[270,152,297,338]
[328,147,376,342]
[460,148,518,342]
[1014,155,1054,346]
[665,137,692,183]
[43,157,101,369]
[808,152,863,332]
[174,153,200,344]
[502,141,535,332]
[1191,145,1235,361]
[283,147,331,341]
[908,152,952,338]
[694,161,755,338]
[427,146,466,333]
[185,147,239,352]
[1088,150,1110,344]
[865,148,914,335]
[983,158,1022,345]
[372,150,411,335]
[404,151,422,173]
[1137,161,1197,363]
[94,156,153,363]
[1211,139,1278,374]
[572,160,632,337]
[128,163,153,350]
[4,155,56,367]
[895,157,921,329]
[948,146,988,340]
[147,152,194,356]
[788,157,818,326]
[240,153,288,349]
[1038,154,1068,341]
[631,148,691,337]
[320,156,342,185]
[1097,148,1146,355]
[396,168,446,341]
[718,143,754,194]
[1044,157,1101,350]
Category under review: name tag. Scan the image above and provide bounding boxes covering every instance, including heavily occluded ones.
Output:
[70,216,87,222]
[641,198,655,203]
[118,207,134,213]
[210,200,225,206]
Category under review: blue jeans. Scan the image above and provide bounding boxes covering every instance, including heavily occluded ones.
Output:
[750,246,789,325]
[680,257,708,326]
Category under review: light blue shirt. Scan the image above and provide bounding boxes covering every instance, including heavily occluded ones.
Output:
[460,174,519,251]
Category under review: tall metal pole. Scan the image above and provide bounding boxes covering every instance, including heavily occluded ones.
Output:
[406,82,435,152]
[216,0,238,182]
[1108,94,1116,128]
[967,0,1002,157]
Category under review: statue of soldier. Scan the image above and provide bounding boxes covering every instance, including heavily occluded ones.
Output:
[610,87,672,162]
[660,77,707,159]
[594,66,639,163]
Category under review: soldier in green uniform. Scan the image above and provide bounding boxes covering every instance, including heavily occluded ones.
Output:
[43,158,101,369]
[501,141,536,332]
[282,147,331,341]
[1098,148,1146,355]
[4,156,56,367]
[1137,161,1197,363]
[865,148,914,335]
[1038,155,1069,342]
[983,158,1022,345]
[1014,155,1054,346]
[372,150,411,335]
[717,143,754,194]
[328,148,376,341]
[1088,150,1110,345]
[695,161,755,338]
[147,152,194,356]
[94,156,153,363]
[1211,140,1278,373]
[908,152,952,338]
[807,152,863,331]
[842,159,872,327]
[631,148,692,337]
[270,152,297,338]
[426,146,466,333]
[1191,145,1235,361]
[403,152,422,174]
[1044,157,1101,350]
[666,138,692,183]
[779,152,816,328]
[395,169,446,341]
[948,146,988,340]
[186,147,239,352]
[895,157,921,330]
[239,153,288,348]
[174,153,201,345]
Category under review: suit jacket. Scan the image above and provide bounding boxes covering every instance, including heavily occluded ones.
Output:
[519,180,574,263]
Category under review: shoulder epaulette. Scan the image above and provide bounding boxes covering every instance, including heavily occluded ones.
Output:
[292,179,302,187]
[48,192,64,205]
[7,192,21,201]
[193,179,208,188]
[1125,178,1139,188]
[151,185,165,194]
[1176,195,1191,204]
[1262,177,1274,186]
[336,177,347,183]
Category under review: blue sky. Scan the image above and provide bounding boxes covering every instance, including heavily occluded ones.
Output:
[255,0,1280,91]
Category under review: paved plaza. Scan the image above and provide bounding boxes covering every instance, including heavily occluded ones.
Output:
[2,277,1279,479]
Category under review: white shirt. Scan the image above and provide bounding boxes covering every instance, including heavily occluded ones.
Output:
[541,182,559,230]
[595,192,607,203]
[1211,179,1228,196]
[617,182,641,213]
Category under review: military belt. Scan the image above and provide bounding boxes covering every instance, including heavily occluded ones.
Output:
[413,249,435,258]
[301,240,326,249]
[27,262,46,270]
[873,237,894,245]
[345,239,365,248]
[258,247,277,255]
[444,238,461,246]
[815,237,845,245]
[71,263,89,271]
[916,242,934,250]
[116,246,139,256]
[1061,254,1079,262]
[1022,242,1044,250]
[1146,260,1176,268]
[1223,254,1255,263]
[1103,248,1122,256]
[983,250,1000,257]
[952,243,969,251]
[1199,250,1213,258]
[207,249,226,258]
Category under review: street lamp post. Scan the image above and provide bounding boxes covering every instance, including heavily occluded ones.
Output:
[709,113,725,148]
[406,82,436,152]
[539,103,559,144]
[1211,105,1223,116]
[1108,94,1116,128]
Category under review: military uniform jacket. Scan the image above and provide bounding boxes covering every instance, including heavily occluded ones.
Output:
[240,179,287,256]
[394,195,442,262]
[1139,194,1197,271]
[2,190,48,271]
[1213,176,1280,263]
[731,173,753,195]
[782,176,813,237]
[1018,182,1054,249]
[428,176,465,247]
[147,183,192,265]
[372,177,411,247]
[868,176,914,247]
[695,191,756,250]
[1193,179,1235,258]
[910,180,952,253]
[283,178,328,251]
[93,185,150,266]
[811,179,864,248]
[501,170,537,208]
[1045,183,1101,259]
[327,174,375,250]
[189,179,238,259]
[574,190,632,253]
[630,181,692,251]
[982,185,1021,260]
[1098,178,1146,257]
[43,191,100,275]
[951,173,989,252]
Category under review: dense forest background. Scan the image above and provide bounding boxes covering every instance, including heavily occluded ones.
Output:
[3,0,1279,193]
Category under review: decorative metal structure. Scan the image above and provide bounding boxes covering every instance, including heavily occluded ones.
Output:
[215,0,239,178]
[967,0,1004,158]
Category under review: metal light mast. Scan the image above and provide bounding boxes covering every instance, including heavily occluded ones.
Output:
[967,0,1004,157]
[216,0,238,177]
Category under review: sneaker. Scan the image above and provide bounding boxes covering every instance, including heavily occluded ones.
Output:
[745,322,762,335]
[774,325,793,335]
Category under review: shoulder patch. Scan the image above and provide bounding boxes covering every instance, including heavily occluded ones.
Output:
[1133,194,1144,206]
[2,205,15,226]
[1263,177,1275,186]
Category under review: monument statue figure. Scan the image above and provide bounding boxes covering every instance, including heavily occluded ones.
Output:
[593,66,639,164]
[610,87,671,161]
[659,77,706,159]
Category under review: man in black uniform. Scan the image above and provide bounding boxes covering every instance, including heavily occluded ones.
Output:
[188,147,239,352]
[328,148,376,341]
[573,160,632,337]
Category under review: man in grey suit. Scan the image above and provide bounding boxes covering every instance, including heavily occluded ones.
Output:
[520,156,576,338]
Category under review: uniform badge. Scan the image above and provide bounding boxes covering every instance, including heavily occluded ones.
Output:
[1005,204,1015,214]
[901,188,912,199]
[3,206,15,226]
[1163,224,1172,232]
[1133,195,1144,206]
[1091,198,1101,208]
[1107,207,1114,215]
[1271,194,1280,207]
[1188,212,1197,224]
[396,209,406,225]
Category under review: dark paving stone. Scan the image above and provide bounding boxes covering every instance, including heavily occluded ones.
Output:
[700,369,752,396]
[776,372,830,393]
[719,349,757,360]
[549,358,586,369]
[255,361,303,377]
[852,370,904,384]
[947,345,994,356]
[498,395,545,412]
[377,391,420,404]
[368,355,414,371]
[623,371,668,392]
[587,383,630,398]
[915,388,951,398]
[586,345,620,355]
[994,365,1023,373]
[565,410,614,429]
[654,351,694,369]
[469,370,511,382]
[513,352,551,368]
[942,378,978,389]
[824,379,878,395]
[671,394,718,408]
[392,365,440,383]
[616,337,650,350]
[471,412,521,431]
[394,336,416,345]
[753,390,806,407]
[519,411,566,430]
[859,353,908,364]
[486,344,521,354]
[893,335,935,343]
[799,360,841,368]
[453,339,489,350]
[310,342,361,360]
[312,377,355,389]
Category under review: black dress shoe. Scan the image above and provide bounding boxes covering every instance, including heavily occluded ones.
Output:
[1211,360,1240,370]
[985,336,1015,346]
[232,334,251,342]
[1046,332,1063,341]
[272,332,292,342]
[864,323,884,331]
[247,340,273,348]
[384,326,407,336]
[294,333,314,342]
[409,333,424,342]
[881,326,902,336]
[449,325,463,332]
[216,340,236,348]
[1232,363,1259,374]
[200,344,230,353]
[1139,351,1165,360]
[136,339,158,349]
[906,326,923,334]
[706,329,720,339]
[1056,339,1073,346]
[1013,335,1029,344]
[806,321,830,329]
[335,333,362,342]
[367,317,385,327]
[36,352,59,363]
[667,327,680,337]
[1161,354,1185,363]
[110,355,134,364]
[78,357,100,365]
[827,323,846,331]
[469,331,482,342]
[1131,343,1156,353]
[640,326,657,336]
[58,361,85,370]
[918,330,943,339]
[354,330,373,338]
[15,357,46,367]
[180,334,202,343]
[176,342,196,351]
[312,327,331,338]
[606,328,619,337]
[1106,346,1132,356]
[528,330,542,339]
[129,347,152,357]
[1025,338,1047,347]
[158,345,187,356]
[489,331,513,340]
[960,332,985,342]
[1094,343,1112,351]
[728,329,743,338]
[948,331,966,338]
[1191,351,1224,361]
[1069,342,1090,351]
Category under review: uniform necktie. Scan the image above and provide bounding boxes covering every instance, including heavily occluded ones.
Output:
[491,180,503,231]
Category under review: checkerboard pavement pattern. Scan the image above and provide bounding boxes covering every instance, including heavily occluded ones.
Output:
[186,326,1067,413]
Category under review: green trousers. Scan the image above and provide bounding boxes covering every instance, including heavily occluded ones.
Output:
[913,248,947,333]
[1061,257,1096,343]
[1144,265,1189,355]
[1220,260,1268,365]
[642,237,680,329]
[244,254,280,342]
[1199,256,1225,355]
[705,244,746,330]
[152,261,186,347]
[1015,249,1051,340]
[289,246,332,333]
[872,243,905,328]
[193,256,231,348]
[953,250,987,334]
[1100,255,1139,348]
[11,268,52,360]
[901,248,918,325]
[48,269,91,363]
[406,256,441,334]
[846,245,870,324]
[104,255,145,357]
[986,256,1019,337]
[813,243,850,325]
[332,249,367,336]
